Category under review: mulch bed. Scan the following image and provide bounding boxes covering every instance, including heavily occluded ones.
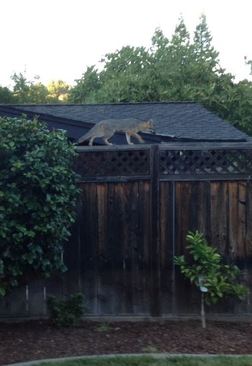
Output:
[0,320,252,365]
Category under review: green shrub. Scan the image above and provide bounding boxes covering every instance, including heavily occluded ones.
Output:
[174,231,248,328]
[47,293,85,327]
[0,116,79,296]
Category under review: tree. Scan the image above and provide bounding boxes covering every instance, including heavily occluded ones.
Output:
[69,66,101,103]
[69,47,153,103]
[11,72,31,103]
[69,15,252,136]
[245,56,252,75]
[69,17,214,103]
[0,116,79,296]
[10,72,72,104]
[11,72,49,103]
[193,14,219,69]
[0,86,16,103]
[174,231,248,328]
[47,80,71,102]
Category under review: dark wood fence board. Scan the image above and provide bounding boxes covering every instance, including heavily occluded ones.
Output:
[28,280,47,316]
[159,182,174,314]
[228,182,239,259]
[138,181,151,266]
[79,183,100,313]
[131,182,147,315]
[210,182,229,257]
[113,183,131,314]
[138,181,152,314]
[246,182,252,258]
[0,286,27,317]
[197,182,211,239]
[237,182,247,259]
[160,182,174,267]
[97,183,108,262]
[175,182,192,256]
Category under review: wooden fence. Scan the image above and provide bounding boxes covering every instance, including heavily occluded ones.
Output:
[1,143,252,318]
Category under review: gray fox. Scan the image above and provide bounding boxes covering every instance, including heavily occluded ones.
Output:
[77,118,155,146]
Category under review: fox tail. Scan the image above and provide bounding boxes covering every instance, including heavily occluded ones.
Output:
[77,128,94,144]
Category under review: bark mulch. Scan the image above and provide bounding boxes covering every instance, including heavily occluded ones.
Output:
[0,320,252,365]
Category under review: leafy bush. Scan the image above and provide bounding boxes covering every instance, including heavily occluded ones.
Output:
[0,116,79,295]
[47,293,85,326]
[174,231,248,328]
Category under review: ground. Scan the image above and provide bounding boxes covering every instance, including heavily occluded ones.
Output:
[0,320,252,365]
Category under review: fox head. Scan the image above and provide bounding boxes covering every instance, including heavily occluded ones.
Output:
[144,119,155,133]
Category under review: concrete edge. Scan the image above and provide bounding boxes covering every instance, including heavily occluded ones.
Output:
[5,353,252,366]
[1,314,252,323]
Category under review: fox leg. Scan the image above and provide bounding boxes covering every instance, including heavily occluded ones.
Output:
[88,136,96,146]
[102,132,113,145]
[103,137,113,145]
[125,132,134,145]
[132,133,145,143]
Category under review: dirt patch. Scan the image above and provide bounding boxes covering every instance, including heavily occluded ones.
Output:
[0,320,252,365]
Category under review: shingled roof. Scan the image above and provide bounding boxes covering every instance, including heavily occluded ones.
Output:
[0,102,249,143]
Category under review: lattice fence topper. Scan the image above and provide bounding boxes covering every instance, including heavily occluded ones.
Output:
[75,148,151,177]
[159,149,252,176]
[75,146,252,179]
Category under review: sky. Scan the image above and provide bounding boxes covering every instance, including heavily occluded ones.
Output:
[0,0,252,88]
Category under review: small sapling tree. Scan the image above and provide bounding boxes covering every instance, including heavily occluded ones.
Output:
[174,231,248,328]
[0,116,79,296]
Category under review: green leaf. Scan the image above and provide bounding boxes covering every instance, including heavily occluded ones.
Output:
[0,287,6,296]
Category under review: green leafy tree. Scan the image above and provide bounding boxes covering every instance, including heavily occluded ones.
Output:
[193,14,219,69]
[11,72,31,103]
[69,16,215,103]
[174,231,248,328]
[245,56,252,75]
[0,86,16,103]
[0,116,79,296]
[10,72,73,104]
[29,82,48,104]
[11,72,49,103]
[69,15,252,136]
[69,66,101,103]
[47,80,71,102]
[152,18,200,100]
[69,47,153,103]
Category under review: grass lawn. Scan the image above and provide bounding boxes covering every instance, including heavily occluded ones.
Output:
[39,355,252,366]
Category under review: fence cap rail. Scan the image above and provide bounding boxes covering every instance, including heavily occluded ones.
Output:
[75,144,151,152]
[76,142,252,153]
[159,142,252,150]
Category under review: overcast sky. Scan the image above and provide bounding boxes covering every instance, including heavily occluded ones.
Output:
[1,0,251,87]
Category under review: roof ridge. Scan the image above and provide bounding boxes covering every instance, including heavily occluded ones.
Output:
[9,101,198,107]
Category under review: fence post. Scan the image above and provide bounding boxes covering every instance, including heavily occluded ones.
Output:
[150,144,161,316]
